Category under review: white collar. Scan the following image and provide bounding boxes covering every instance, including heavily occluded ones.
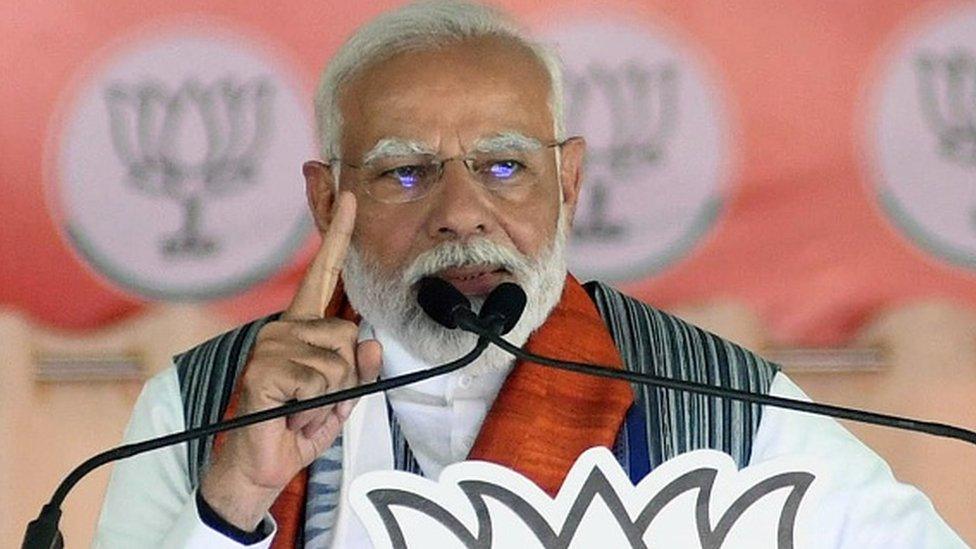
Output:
[362,322,448,397]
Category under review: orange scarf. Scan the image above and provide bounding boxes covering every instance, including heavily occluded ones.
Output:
[220,275,633,547]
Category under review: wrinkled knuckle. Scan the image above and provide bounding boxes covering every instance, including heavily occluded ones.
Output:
[338,364,357,386]
[239,384,262,411]
[296,362,328,392]
[255,322,279,343]
[337,320,358,340]
[258,324,293,350]
[310,435,327,456]
[274,319,294,333]
[286,321,308,339]
[241,366,263,387]
[274,339,296,354]
[313,371,330,393]
[318,365,344,390]
[254,337,283,355]
[313,317,342,330]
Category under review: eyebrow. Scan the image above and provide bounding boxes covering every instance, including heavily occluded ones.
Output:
[360,131,544,164]
[362,138,435,164]
[470,131,543,153]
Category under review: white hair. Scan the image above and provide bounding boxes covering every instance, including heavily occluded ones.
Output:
[314,0,565,164]
[343,208,570,371]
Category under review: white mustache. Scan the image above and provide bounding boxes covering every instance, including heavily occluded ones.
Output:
[401,239,532,286]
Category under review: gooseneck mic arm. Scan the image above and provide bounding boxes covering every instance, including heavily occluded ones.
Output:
[422,278,976,449]
[29,277,975,548]
[22,336,490,549]
[24,278,527,549]
[474,324,976,447]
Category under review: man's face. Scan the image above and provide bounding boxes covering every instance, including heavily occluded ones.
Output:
[332,37,583,294]
[305,37,585,365]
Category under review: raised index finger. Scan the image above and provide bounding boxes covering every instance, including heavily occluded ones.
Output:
[284,191,356,320]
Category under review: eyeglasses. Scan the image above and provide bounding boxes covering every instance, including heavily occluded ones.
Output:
[329,137,579,204]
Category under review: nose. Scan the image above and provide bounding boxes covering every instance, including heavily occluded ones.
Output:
[424,162,495,242]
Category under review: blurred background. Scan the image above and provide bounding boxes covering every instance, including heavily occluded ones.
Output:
[2,0,975,545]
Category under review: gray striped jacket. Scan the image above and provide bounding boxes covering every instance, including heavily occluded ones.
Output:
[174,281,779,545]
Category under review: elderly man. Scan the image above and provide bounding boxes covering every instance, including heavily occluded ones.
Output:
[95,1,963,547]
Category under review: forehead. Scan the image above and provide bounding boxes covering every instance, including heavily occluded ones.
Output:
[338,37,554,156]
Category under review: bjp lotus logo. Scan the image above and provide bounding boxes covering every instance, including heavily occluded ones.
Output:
[564,61,679,241]
[868,6,976,271]
[539,19,728,282]
[350,448,824,548]
[105,77,274,256]
[105,77,274,257]
[50,31,314,300]
[915,50,976,167]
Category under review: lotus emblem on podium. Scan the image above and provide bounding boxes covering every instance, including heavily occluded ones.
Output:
[352,448,823,549]
[104,77,274,258]
[915,50,976,167]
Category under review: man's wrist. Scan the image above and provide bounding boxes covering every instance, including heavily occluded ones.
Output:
[196,489,273,544]
[198,465,280,531]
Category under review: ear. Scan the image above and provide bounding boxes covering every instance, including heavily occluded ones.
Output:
[303,160,337,234]
[557,137,586,226]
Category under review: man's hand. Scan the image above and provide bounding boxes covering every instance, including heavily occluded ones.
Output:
[199,191,382,530]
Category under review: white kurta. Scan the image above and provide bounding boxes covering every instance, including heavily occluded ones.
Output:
[92,329,966,548]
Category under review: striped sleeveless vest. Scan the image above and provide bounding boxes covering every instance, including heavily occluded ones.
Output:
[174,281,779,544]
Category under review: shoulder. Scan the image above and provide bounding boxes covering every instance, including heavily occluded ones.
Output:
[583,279,781,377]
[129,366,184,437]
[174,312,282,380]
[755,375,964,545]
[583,279,722,340]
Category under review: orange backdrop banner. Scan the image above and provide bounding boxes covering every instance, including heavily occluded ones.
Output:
[2,0,975,346]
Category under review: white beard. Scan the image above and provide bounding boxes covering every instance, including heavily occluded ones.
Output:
[342,213,569,374]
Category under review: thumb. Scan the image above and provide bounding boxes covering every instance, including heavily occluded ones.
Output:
[356,339,383,383]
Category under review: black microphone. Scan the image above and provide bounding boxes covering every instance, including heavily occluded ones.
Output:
[431,282,976,449]
[416,277,472,329]
[479,282,526,335]
[416,277,526,336]
[414,276,512,335]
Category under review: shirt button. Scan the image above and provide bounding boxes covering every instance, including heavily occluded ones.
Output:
[457,374,473,389]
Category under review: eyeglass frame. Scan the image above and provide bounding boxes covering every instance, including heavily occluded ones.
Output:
[326,136,582,204]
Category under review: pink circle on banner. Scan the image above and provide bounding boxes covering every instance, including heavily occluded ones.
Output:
[537,18,729,282]
[868,5,976,271]
[49,26,315,300]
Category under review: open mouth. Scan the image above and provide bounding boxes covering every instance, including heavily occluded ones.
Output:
[435,265,510,296]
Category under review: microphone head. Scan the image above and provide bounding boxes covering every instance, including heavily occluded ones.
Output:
[417,277,471,329]
[479,282,527,335]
